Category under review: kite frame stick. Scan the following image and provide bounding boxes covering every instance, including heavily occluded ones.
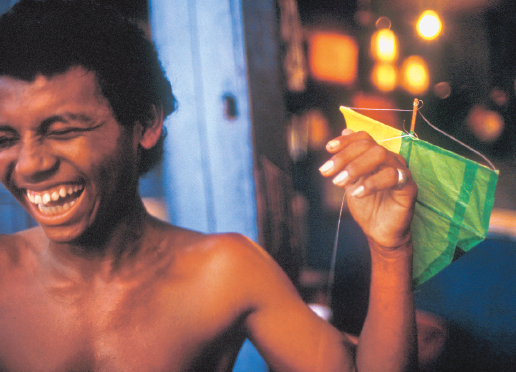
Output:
[410,98,418,132]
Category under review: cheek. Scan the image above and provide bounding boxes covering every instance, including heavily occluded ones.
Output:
[51,136,138,200]
[0,155,8,182]
[55,133,131,168]
[0,149,19,186]
[91,136,139,189]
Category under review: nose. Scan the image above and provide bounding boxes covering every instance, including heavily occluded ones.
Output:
[15,139,59,183]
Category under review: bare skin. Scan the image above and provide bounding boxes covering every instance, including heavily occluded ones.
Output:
[0,67,418,372]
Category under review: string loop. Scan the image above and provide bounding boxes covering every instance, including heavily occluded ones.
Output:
[325,102,498,304]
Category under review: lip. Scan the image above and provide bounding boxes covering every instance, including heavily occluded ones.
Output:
[23,182,87,226]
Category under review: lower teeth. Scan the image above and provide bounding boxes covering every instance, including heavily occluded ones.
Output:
[38,200,76,214]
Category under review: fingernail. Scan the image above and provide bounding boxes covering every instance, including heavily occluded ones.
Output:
[326,139,340,150]
[342,128,354,136]
[350,185,365,197]
[332,170,349,186]
[319,160,334,173]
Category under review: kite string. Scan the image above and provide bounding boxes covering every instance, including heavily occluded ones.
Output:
[417,111,497,171]
[342,100,424,112]
[325,134,409,306]
[326,189,346,307]
[341,106,413,112]
[325,103,497,309]
[341,103,497,171]
[378,133,415,142]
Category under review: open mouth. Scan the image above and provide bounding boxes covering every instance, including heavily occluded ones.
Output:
[26,184,85,216]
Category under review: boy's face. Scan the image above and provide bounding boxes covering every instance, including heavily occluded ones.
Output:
[0,66,142,243]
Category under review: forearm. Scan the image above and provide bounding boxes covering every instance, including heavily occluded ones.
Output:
[355,239,418,372]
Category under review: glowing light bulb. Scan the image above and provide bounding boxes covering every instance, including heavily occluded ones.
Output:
[308,31,358,85]
[371,29,398,62]
[417,10,442,40]
[401,56,429,95]
[371,62,397,92]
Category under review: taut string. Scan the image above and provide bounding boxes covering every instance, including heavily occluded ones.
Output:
[324,102,497,307]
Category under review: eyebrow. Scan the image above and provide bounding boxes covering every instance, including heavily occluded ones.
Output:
[67,113,95,123]
[40,113,95,132]
[0,125,16,133]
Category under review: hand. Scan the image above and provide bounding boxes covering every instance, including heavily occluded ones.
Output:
[319,129,417,252]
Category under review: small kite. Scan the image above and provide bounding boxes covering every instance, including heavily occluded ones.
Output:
[340,102,499,287]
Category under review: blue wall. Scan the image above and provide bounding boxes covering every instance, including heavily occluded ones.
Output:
[414,235,516,371]
[0,185,36,234]
[331,213,516,371]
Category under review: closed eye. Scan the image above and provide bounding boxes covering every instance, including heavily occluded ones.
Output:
[42,114,103,139]
[0,136,17,149]
[0,128,18,149]
[48,128,85,136]
[47,124,103,139]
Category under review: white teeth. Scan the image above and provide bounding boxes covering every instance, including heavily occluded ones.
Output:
[42,193,51,204]
[36,199,77,215]
[27,184,84,213]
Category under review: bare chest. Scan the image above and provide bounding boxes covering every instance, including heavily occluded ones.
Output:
[0,273,246,372]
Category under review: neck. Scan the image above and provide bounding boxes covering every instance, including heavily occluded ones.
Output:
[43,196,152,280]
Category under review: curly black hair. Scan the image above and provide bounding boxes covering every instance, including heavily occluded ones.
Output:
[0,0,176,175]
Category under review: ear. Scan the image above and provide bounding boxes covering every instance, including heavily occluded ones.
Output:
[139,104,164,149]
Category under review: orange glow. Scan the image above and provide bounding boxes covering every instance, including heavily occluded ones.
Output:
[490,88,507,106]
[417,10,442,40]
[433,82,451,99]
[401,56,429,95]
[305,109,330,150]
[371,62,397,92]
[308,31,358,85]
[371,29,398,63]
[467,104,504,142]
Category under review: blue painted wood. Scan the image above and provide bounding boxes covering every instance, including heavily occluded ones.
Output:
[150,1,262,371]
[149,0,257,241]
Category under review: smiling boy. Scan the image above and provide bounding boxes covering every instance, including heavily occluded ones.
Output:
[0,1,418,371]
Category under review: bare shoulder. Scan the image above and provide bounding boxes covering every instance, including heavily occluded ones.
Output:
[166,226,284,281]
[0,226,44,273]
[200,232,275,266]
[151,218,297,306]
[187,231,290,282]
[188,232,353,371]
[190,232,300,309]
[150,216,279,275]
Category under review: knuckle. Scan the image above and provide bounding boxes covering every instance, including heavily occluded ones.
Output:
[369,145,388,161]
[387,167,399,179]
[355,130,373,141]
[355,138,373,150]
[394,153,407,166]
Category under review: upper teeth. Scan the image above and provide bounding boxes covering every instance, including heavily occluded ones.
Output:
[27,185,84,206]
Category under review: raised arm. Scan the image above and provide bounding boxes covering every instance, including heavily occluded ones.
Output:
[318,128,418,371]
[235,128,417,372]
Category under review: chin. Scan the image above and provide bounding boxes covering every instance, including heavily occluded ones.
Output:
[39,222,92,245]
